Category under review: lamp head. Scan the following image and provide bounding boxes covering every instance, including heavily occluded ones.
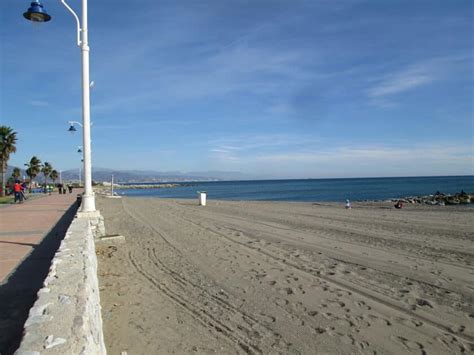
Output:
[23,1,51,23]
[68,125,77,133]
[77,148,83,153]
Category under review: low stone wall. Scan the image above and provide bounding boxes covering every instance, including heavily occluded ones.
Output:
[15,217,106,354]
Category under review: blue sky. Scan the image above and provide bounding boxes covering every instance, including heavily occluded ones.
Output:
[1,0,473,178]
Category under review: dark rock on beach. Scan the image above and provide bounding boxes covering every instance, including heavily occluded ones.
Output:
[393,191,473,206]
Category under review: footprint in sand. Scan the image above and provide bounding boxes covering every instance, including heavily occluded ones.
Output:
[291,301,307,312]
[350,315,371,329]
[451,324,466,333]
[297,284,306,294]
[336,318,356,328]
[329,299,346,308]
[396,317,423,328]
[278,287,294,296]
[435,334,469,353]
[275,298,289,307]
[258,313,276,323]
[313,326,326,334]
[391,335,425,353]
[357,340,371,350]
[399,289,410,295]
[355,300,372,311]
[367,314,392,326]
[340,334,356,345]
[322,312,337,320]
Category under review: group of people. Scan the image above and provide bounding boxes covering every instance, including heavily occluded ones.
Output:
[12,181,74,204]
[56,183,73,195]
[13,181,27,203]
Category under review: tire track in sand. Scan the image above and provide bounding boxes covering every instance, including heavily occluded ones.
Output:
[173,211,474,347]
[121,199,292,354]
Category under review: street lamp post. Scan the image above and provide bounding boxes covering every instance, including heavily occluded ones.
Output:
[24,0,96,212]
[77,146,83,186]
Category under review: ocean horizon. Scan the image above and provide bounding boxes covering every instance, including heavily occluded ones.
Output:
[118,175,474,202]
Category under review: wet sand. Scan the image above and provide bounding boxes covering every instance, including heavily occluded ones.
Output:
[96,196,474,354]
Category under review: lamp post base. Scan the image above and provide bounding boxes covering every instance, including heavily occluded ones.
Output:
[76,195,105,239]
[80,192,96,212]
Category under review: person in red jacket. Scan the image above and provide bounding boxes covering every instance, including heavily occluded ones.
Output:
[14,181,23,203]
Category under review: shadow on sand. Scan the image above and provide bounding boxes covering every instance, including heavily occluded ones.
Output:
[0,201,78,355]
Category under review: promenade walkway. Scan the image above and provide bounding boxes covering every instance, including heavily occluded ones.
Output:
[0,191,81,354]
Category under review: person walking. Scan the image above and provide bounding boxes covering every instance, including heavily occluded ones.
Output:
[21,182,28,201]
[13,181,23,203]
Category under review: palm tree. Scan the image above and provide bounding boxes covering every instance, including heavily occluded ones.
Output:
[0,126,18,197]
[25,156,41,192]
[50,170,59,185]
[12,167,21,180]
[41,162,53,189]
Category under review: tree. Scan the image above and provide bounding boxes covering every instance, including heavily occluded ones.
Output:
[0,126,18,197]
[11,167,21,182]
[50,170,59,184]
[41,162,53,188]
[25,156,41,192]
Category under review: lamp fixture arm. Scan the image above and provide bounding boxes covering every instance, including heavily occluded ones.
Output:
[69,120,83,127]
[60,0,81,46]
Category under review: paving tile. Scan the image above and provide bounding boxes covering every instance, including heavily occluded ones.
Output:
[0,191,80,283]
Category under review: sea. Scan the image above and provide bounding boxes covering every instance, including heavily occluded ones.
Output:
[117,175,474,202]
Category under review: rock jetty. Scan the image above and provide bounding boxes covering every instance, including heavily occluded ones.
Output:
[393,191,473,206]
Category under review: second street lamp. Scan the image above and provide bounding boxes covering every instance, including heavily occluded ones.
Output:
[24,0,96,213]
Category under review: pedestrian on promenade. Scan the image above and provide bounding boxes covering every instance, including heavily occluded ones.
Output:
[13,181,23,203]
[20,183,27,201]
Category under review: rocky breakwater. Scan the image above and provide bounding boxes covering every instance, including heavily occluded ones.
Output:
[394,191,473,206]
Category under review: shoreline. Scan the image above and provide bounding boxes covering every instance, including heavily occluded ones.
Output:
[96,196,474,353]
[96,187,474,208]
[95,179,474,205]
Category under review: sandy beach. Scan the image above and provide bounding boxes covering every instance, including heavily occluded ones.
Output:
[96,196,474,354]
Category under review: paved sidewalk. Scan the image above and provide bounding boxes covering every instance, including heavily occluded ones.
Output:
[0,191,81,354]
[0,191,80,282]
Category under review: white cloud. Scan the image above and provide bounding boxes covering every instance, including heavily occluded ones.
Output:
[208,137,474,178]
[367,63,435,98]
[367,55,472,105]
[28,100,50,107]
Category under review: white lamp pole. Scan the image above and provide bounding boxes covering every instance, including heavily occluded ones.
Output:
[78,0,95,212]
[24,0,95,212]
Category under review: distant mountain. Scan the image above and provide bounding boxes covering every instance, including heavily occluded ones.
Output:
[62,167,252,183]
[5,165,253,183]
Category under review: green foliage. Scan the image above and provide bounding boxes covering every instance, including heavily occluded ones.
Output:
[0,196,13,204]
[41,161,53,185]
[50,169,59,183]
[25,156,42,191]
[0,126,18,197]
[12,167,21,179]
